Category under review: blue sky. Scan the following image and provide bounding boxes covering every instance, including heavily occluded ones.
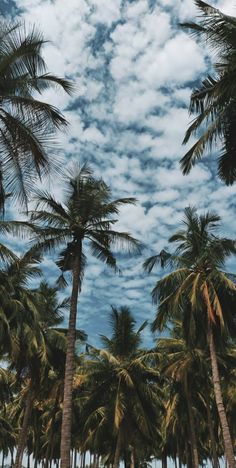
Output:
[3,0,236,347]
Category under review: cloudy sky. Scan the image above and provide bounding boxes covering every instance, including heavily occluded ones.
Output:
[2,0,236,346]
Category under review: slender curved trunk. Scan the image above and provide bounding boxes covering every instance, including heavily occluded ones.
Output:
[60,247,81,468]
[113,429,122,468]
[208,322,235,468]
[14,384,33,468]
[205,390,219,468]
[184,375,199,468]
[203,284,235,467]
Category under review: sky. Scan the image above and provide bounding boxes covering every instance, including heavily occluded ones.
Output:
[2,0,236,348]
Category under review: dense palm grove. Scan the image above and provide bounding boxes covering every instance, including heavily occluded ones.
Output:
[0,1,236,467]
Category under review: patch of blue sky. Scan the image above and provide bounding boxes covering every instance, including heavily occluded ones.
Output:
[2,0,234,347]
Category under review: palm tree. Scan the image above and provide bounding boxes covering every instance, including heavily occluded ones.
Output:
[156,322,221,468]
[0,20,73,209]
[144,207,236,467]
[1,249,46,468]
[181,0,236,185]
[24,165,141,468]
[81,307,162,468]
[0,368,16,465]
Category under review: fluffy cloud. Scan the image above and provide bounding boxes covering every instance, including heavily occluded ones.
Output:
[8,0,236,346]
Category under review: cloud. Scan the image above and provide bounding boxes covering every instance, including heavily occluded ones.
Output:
[8,0,236,346]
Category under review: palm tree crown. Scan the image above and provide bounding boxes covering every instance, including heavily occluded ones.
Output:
[82,307,162,468]
[29,164,141,277]
[181,0,236,185]
[0,20,73,208]
[144,206,236,331]
[144,206,236,467]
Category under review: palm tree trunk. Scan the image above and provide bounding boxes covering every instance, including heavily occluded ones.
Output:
[60,249,81,468]
[161,454,167,468]
[82,452,86,468]
[208,322,235,468]
[205,390,219,468]
[10,449,14,466]
[14,384,33,468]
[74,450,77,468]
[130,447,135,468]
[184,375,199,468]
[113,429,122,468]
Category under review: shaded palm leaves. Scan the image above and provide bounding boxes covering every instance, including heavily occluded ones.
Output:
[144,206,236,333]
[181,0,236,184]
[27,164,141,279]
[80,307,162,467]
[144,206,236,466]
[0,20,73,208]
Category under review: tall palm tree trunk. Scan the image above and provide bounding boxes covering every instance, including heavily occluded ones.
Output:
[184,375,199,468]
[208,322,235,468]
[14,384,33,468]
[113,429,122,468]
[205,390,219,468]
[60,251,81,468]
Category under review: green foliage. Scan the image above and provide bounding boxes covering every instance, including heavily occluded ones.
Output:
[0,20,73,209]
[181,1,236,184]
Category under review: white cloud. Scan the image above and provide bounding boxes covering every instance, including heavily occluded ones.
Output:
[10,0,236,345]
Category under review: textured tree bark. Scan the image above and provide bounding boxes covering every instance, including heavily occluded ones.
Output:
[60,248,81,468]
[184,375,199,468]
[208,322,235,468]
[113,429,122,468]
[205,390,219,468]
[203,284,235,468]
[14,384,33,468]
